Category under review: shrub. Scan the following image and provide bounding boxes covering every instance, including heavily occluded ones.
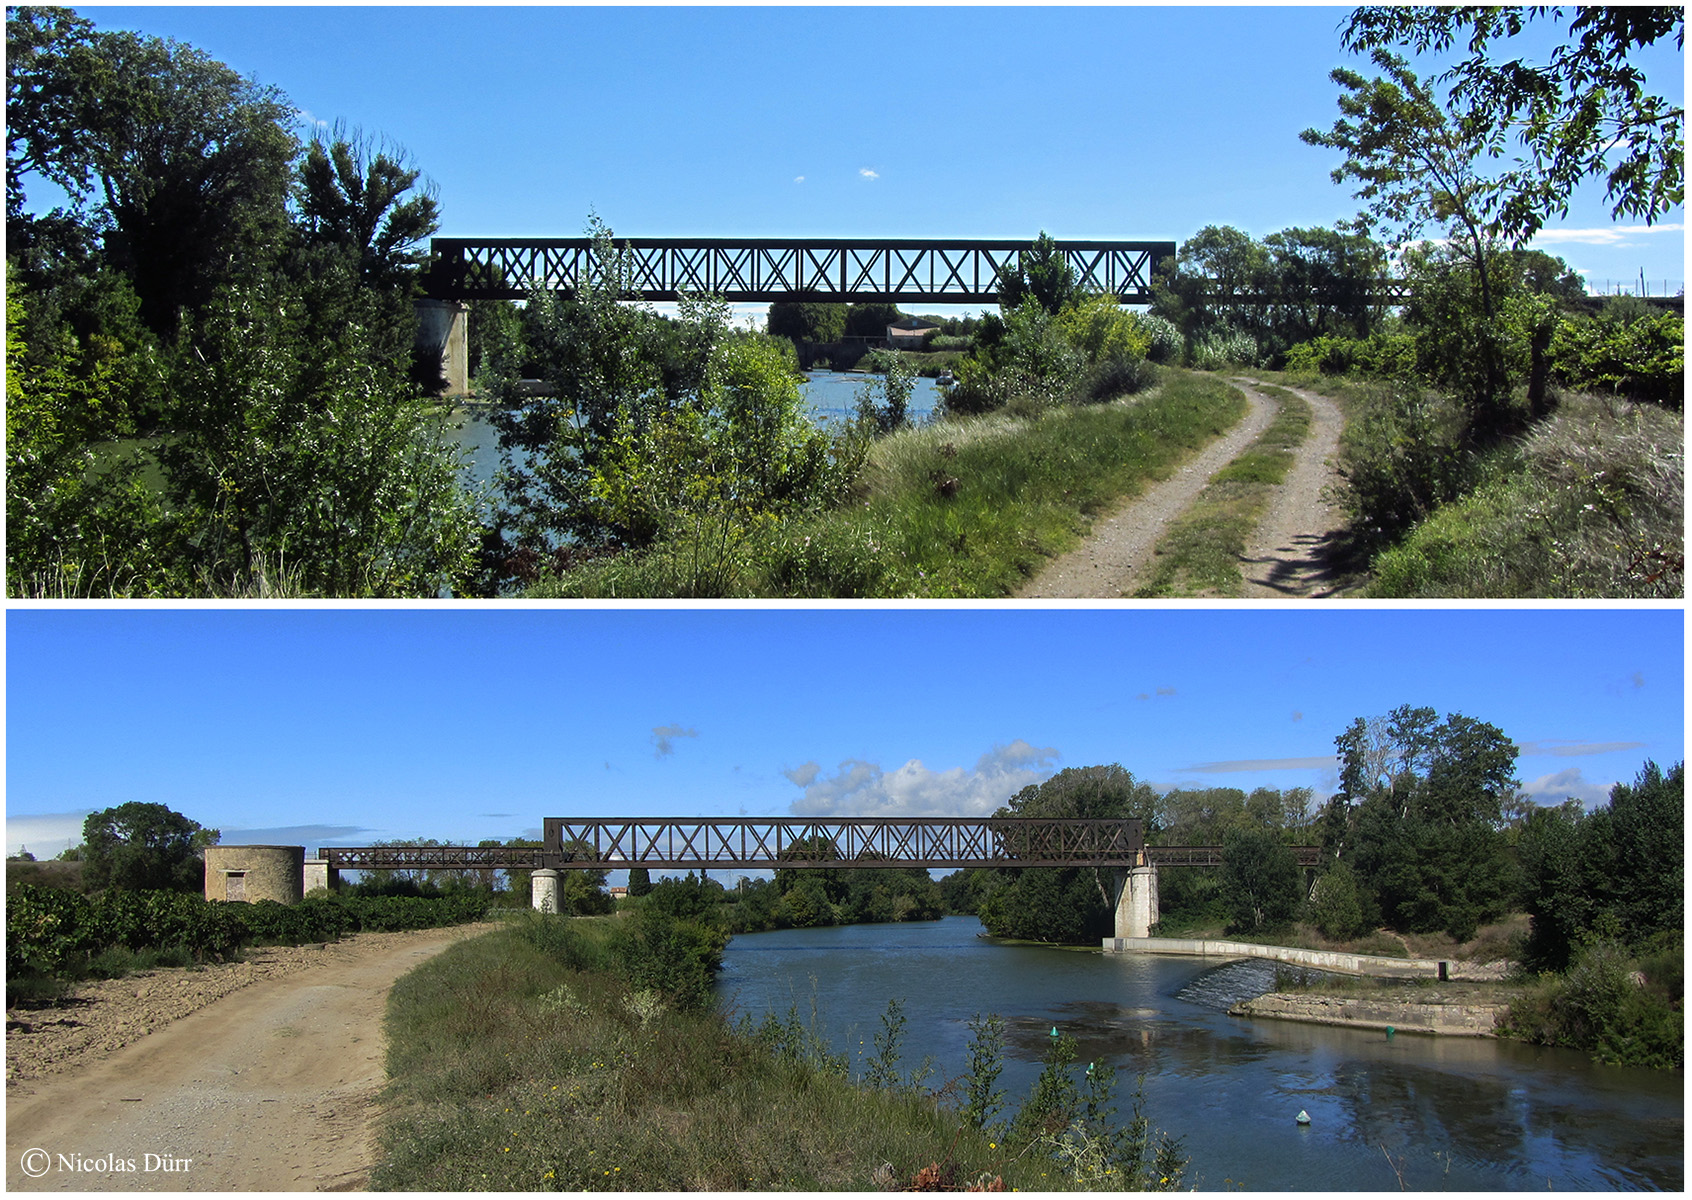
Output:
[1335,382,1477,550]
[1189,329,1258,370]
[1136,314,1184,365]
[607,908,728,1013]
[1284,332,1417,378]
[1551,308,1684,406]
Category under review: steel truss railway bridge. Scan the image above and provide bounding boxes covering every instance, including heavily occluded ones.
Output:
[318,818,1322,938]
[414,235,1175,396]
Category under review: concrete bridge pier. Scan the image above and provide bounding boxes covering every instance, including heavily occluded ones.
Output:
[415,299,469,397]
[1111,865,1160,939]
[530,868,560,913]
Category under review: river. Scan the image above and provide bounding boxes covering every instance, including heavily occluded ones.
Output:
[443,371,941,494]
[716,917,1682,1191]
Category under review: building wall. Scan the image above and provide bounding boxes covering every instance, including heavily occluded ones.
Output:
[203,845,305,904]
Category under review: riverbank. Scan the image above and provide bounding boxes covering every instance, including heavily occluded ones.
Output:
[374,913,1133,1191]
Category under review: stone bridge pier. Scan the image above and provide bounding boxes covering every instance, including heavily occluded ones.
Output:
[1111,865,1159,939]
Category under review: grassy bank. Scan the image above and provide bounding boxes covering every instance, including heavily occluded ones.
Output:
[373,913,1185,1190]
[1257,371,1682,597]
[1131,382,1311,597]
[535,368,1246,598]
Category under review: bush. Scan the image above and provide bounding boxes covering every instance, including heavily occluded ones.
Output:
[1188,329,1259,370]
[1284,332,1416,378]
[607,908,729,1013]
[1502,940,1683,1069]
[1551,308,1684,406]
[1136,314,1184,365]
[1335,382,1478,550]
[1365,394,1683,597]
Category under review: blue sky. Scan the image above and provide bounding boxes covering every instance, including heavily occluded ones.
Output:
[6,608,1682,858]
[49,5,1688,308]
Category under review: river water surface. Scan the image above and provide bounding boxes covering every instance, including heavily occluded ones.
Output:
[717,917,1682,1191]
[444,371,941,494]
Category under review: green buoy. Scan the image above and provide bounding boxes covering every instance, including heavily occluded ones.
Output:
[1296,1110,1311,1125]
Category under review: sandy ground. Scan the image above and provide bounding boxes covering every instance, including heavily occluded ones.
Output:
[6,924,493,1192]
[1018,377,1349,598]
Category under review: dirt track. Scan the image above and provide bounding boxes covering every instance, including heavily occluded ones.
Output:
[6,924,491,1192]
[1017,376,1349,598]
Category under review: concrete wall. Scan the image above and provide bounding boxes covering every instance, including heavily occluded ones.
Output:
[1102,936,1449,979]
[1231,992,1506,1037]
[204,845,305,904]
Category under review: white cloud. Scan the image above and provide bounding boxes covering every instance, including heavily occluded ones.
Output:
[788,740,1058,817]
[859,168,879,180]
[1522,767,1615,810]
[6,811,92,859]
[794,175,805,184]
[651,723,700,758]
[1529,223,1683,247]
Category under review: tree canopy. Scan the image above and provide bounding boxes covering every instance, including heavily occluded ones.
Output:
[80,801,219,892]
[1339,6,1684,235]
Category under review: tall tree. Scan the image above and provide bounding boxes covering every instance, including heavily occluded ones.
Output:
[80,802,219,892]
[1336,704,1521,940]
[1339,6,1684,235]
[7,7,299,335]
[996,231,1078,315]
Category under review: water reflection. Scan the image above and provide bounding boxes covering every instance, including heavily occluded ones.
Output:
[718,917,1683,1190]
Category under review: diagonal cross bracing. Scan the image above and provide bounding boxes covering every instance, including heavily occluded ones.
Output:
[539,817,1146,869]
[314,827,1320,872]
[424,238,1178,304]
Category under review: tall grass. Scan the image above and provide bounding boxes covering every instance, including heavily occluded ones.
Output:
[374,915,1187,1191]
[536,369,1245,597]
[1365,394,1683,597]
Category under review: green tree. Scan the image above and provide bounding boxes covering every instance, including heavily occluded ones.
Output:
[1301,52,1508,339]
[843,301,904,339]
[80,802,219,893]
[1339,7,1684,234]
[626,865,653,897]
[1337,705,1520,940]
[1220,826,1303,934]
[158,279,480,596]
[766,301,846,344]
[6,6,298,336]
[996,231,1077,316]
[976,765,1159,942]
[291,124,441,380]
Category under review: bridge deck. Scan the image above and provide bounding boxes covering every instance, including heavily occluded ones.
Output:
[422,237,1176,305]
[317,820,1322,872]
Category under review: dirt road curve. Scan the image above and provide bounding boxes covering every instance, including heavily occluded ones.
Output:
[7,925,488,1192]
[1018,384,1276,598]
[1233,378,1349,598]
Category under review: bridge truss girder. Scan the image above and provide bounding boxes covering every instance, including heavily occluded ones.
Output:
[422,238,1176,305]
[316,825,1324,873]
[540,817,1147,870]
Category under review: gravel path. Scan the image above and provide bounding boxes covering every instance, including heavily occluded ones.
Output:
[1233,378,1350,598]
[1018,377,1351,599]
[1017,383,1276,598]
[7,924,493,1192]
